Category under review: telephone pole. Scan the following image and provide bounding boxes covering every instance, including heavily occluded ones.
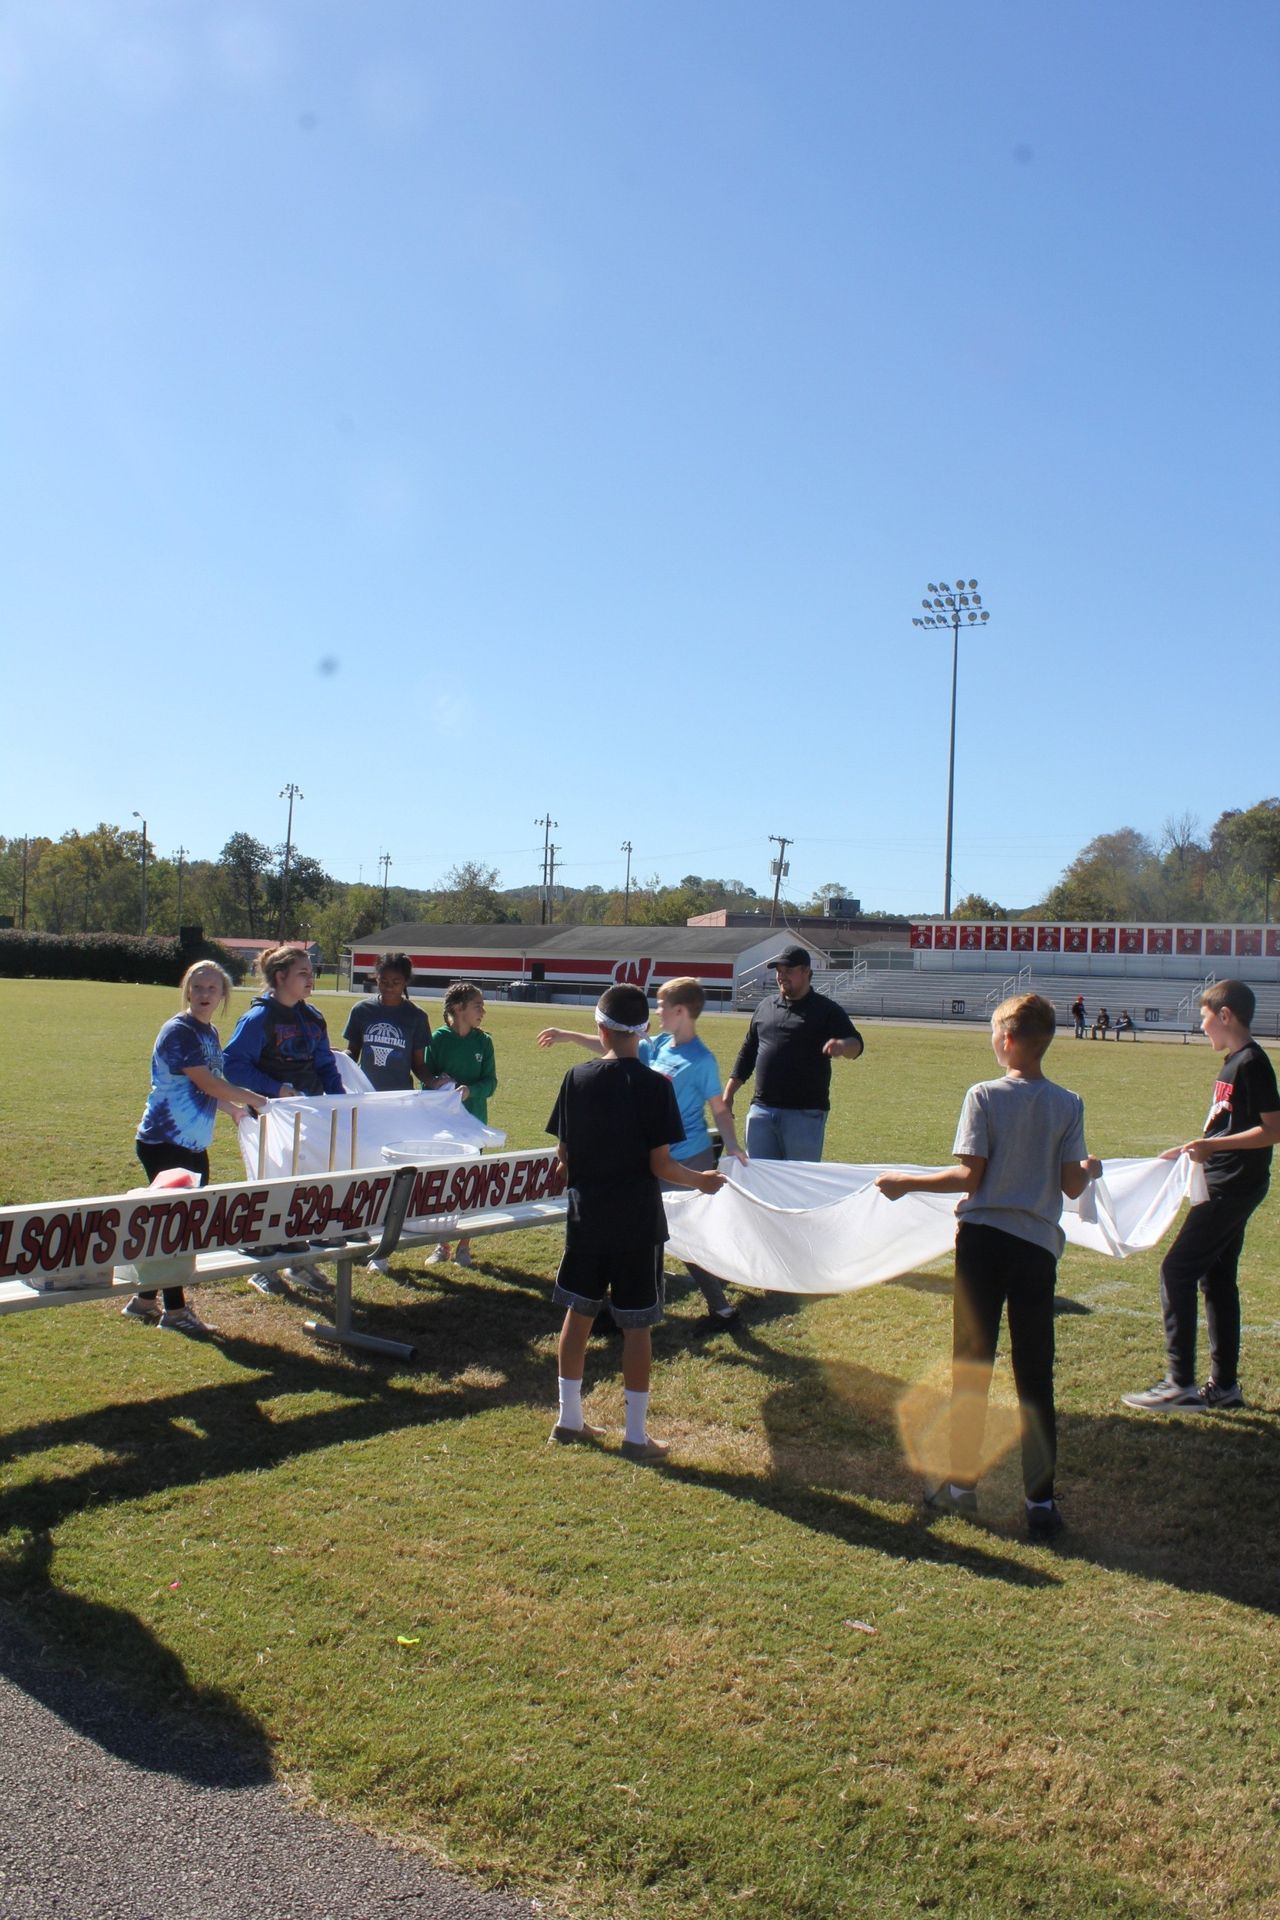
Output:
[621,840,634,924]
[768,834,791,927]
[534,812,557,924]
[278,783,303,938]
[378,850,392,925]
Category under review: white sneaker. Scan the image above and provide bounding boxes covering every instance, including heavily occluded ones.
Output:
[426,1244,450,1265]
[454,1244,474,1269]
[121,1295,160,1322]
[365,1256,390,1275]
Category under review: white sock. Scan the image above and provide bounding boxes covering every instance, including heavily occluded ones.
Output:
[1026,1497,1054,1511]
[624,1389,649,1446]
[557,1377,583,1430]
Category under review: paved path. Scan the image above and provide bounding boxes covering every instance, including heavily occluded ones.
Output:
[0,1604,546,1920]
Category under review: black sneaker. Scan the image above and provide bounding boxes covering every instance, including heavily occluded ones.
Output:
[924,1482,978,1518]
[693,1308,741,1336]
[1121,1379,1204,1412]
[1199,1380,1245,1410]
[1026,1501,1065,1540]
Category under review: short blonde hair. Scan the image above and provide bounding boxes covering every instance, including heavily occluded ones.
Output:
[992,992,1056,1056]
[657,976,704,1018]
[180,960,233,1017]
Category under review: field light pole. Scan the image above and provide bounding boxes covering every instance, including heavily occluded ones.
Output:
[912,578,992,919]
[131,811,149,935]
[174,846,188,931]
[278,783,303,939]
[621,839,633,925]
[378,850,392,925]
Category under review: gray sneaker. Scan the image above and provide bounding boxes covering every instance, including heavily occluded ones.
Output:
[247,1272,283,1296]
[283,1264,329,1296]
[1199,1380,1245,1410]
[1122,1379,1204,1412]
[121,1294,160,1322]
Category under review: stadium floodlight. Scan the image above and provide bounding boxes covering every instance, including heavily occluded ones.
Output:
[908,574,995,919]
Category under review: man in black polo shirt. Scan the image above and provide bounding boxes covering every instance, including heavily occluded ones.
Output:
[723,945,863,1162]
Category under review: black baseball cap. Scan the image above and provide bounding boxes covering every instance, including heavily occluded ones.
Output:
[767,945,812,969]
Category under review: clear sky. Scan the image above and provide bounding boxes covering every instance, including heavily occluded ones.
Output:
[1,0,1276,915]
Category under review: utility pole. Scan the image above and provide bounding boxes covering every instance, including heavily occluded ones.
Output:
[279,783,303,939]
[547,843,561,923]
[174,846,188,930]
[621,840,633,925]
[378,850,392,925]
[534,812,557,925]
[131,811,149,935]
[19,836,28,929]
[768,834,791,927]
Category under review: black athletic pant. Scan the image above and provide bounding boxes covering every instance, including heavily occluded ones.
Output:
[1159,1185,1265,1390]
[952,1223,1058,1503]
[134,1142,210,1309]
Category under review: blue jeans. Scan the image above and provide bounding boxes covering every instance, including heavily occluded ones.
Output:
[744,1104,828,1162]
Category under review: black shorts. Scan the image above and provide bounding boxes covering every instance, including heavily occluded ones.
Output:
[553,1221,666,1328]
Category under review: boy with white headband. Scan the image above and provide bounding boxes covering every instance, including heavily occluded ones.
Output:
[546,982,725,1462]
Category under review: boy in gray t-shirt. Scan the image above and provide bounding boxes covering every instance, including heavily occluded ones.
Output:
[877,994,1101,1539]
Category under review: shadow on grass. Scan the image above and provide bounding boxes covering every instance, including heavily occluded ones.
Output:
[0,1533,273,1787]
[4,1265,1276,1628]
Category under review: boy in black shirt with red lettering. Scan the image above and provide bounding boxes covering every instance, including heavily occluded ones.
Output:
[546,983,724,1462]
[1124,980,1280,1412]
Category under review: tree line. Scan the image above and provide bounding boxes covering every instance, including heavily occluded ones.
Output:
[6,799,1273,963]
[949,798,1280,924]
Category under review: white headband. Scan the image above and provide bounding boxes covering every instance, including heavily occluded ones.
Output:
[595,1001,650,1034]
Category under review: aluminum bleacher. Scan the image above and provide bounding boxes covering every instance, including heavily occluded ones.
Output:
[787,967,1280,1036]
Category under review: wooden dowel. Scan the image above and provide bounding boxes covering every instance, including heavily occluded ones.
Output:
[257,1111,268,1180]
[291,1111,302,1177]
[350,1105,359,1171]
[328,1109,339,1173]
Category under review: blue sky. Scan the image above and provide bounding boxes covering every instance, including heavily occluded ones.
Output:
[1,0,1276,915]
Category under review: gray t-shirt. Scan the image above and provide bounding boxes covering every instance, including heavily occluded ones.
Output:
[953,1074,1088,1257]
[342,999,431,1092]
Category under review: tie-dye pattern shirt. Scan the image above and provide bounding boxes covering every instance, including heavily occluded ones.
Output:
[136,1014,224,1153]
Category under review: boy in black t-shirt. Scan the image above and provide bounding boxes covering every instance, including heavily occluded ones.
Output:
[546,983,724,1462]
[1124,980,1280,1412]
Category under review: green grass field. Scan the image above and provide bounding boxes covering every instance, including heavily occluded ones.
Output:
[1,983,1277,1919]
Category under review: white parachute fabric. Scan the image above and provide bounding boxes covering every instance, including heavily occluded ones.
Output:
[662,1155,1207,1296]
[236,1086,506,1180]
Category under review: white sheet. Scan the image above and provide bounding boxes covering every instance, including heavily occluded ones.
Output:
[662,1155,1208,1295]
[236,1085,506,1180]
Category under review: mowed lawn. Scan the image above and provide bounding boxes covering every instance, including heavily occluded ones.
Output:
[1,981,1278,1920]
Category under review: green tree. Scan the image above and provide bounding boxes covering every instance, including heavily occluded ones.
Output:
[428,861,511,924]
[951,893,1004,921]
[1207,799,1280,920]
[218,832,273,936]
[1040,828,1160,922]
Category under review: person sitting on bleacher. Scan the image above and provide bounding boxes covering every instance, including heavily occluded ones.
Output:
[1114,1010,1136,1040]
[1091,1008,1111,1040]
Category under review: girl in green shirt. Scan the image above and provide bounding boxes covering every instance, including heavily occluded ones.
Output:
[427,983,498,1269]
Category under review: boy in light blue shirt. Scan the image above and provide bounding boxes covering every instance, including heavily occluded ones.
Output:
[539,977,746,1330]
